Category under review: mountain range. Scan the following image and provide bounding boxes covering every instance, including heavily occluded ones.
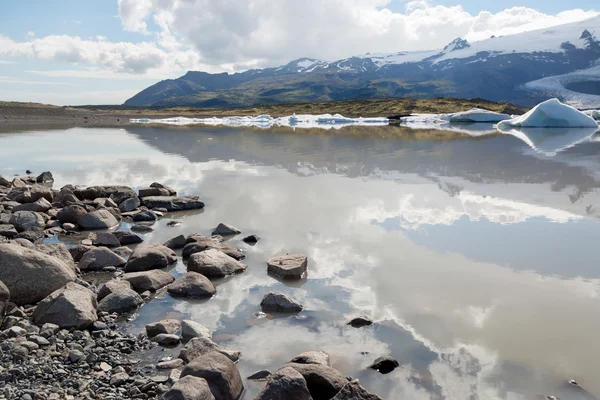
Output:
[125,16,600,109]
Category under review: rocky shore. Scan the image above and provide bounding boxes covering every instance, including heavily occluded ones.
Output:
[0,171,390,399]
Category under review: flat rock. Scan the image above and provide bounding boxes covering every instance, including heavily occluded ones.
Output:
[97,286,143,314]
[131,224,154,233]
[113,230,143,245]
[168,272,216,299]
[139,187,171,198]
[146,319,182,337]
[164,234,186,250]
[180,351,244,400]
[123,270,174,292]
[187,249,246,278]
[152,333,181,346]
[255,367,311,400]
[125,244,177,272]
[291,351,331,367]
[267,253,308,280]
[9,211,45,232]
[57,205,87,224]
[78,247,127,271]
[181,320,212,340]
[182,237,245,261]
[32,283,97,329]
[163,375,215,400]
[13,197,52,213]
[74,185,136,202]
[0,243,76,305]
[78,209,119,230]
[211,223,241,236]
[141,196,205,212]
[260,292,303,313]
[93,232,121,247]
[332,380,383,400]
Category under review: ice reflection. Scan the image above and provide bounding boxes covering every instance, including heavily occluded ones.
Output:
[498,126,599,156]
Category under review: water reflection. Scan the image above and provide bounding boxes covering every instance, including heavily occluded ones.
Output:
[498,126,599,156]
[1,125,600,399]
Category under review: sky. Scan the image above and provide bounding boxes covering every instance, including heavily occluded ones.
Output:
[0,0,598,105]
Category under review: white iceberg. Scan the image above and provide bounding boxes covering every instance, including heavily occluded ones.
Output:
[584,110,600,120]
[497,98,598,128]
[130,114,389,130]
[498,126,598,156]
[442,108,512,123]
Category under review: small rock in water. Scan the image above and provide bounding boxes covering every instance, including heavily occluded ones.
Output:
[166,220,182,227]
[247,370,272,381]
[267,253,308,280]
[242,234,260,245]
[260,292,303,313]
[368,356,400,374]
[131,224,154,233]
[347,316,373,328]
[212,222,241,236]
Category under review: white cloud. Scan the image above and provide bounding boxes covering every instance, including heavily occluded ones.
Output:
[0,88,139,105]
[26,31,35,38]
[0,76,68,85]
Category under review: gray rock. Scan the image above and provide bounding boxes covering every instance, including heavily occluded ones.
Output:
[157,358,186,370]
[133,210,158,222]
[164,234,186,250]
[182,237,245,261]
[93,197,119,208]
[0,244,76,305]
[168,272,216,299]
[139,187,171,198]
[146,319,182,338]
[0,174,10,187]
[267,254,308,280]
[32,283,98,329]
[0,279,9,320]
[36,171,54,183]
[33,244,75,269]
[57,205,87,224]
[187,249,246,278]
[181,320,212,340]
[247,370,271,381]
[242,234,260,244]
[141,196,205,212]
[113,230,144,245]
[163,375,215,400]
[78,209,119,230]
[367,356,399,374]
[180,351,244,400]
[179,337,240,364]
[291,351,331,367]
[97,280,132,301]
[123,270,174,292]
[110,371,130,386]
[74,185,136,202]
[332,380,383,400]
[124,244,177,272]
[152,333,181,346]
[118,196,141,212]
[283,363,348,400]
[131,224,154,233]
[15,230,44,243]
[112,246,134,259]
[9,211,45,232]
[0,224,18,238]
[78,247,127,271]
[8,185,53,203]
[93,232,121,247]
[260,292,303,314]
[211,223,241,236]
[68,244,93,262]
[97,286,143,314]
[255,367,312,400]
[13,197,52,213]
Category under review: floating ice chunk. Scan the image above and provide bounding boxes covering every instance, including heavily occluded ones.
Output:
[584,110,600,120]
[498,126,598,156]
[399,114,498,136]
[498,99,598,128]
[443,108,512,123]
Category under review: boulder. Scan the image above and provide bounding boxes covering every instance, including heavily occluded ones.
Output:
[163,375,215,400]
[97,286,143,314]
[124,244,177,272]
[9,211,45,232]
[92,232,121,247]
[180,351,244,400]
[9,185,53,203]
[182,238,245,261]
[181,320,212,340]
[347,317,373,328]
[0,174,10,187]
[141,196,205,212]
[332,380,383,400]
[267,254,308,280]
[118,196,140,212]
[78,209,119,230]
[97,280,132,301]
[74,186,136,202]
[0,244,76,305]
[139,187,171,198]
[146,319,182,338]
[367,356,399,374]
[167,272,216,299]
[68,244,93,262]
[283,363,348,400]
[211,223,241,236]
[13,197,52,213]
[113,230,143,245]
[32,283,97,329]
[34,244,75,269]
[0,224,18,239]
[187,249,246,278]
[255,367,312,400]
[179,337,240,363]
[36,171,54,183]
[164,234,186,250]
[260,292,303,313]
[133,210,158,222]
[0,280,9,320]
[57,205,87,224]
[291,351,331,367]
[152,333,181,346]
[123,270,175,292]
[78,247,127,271]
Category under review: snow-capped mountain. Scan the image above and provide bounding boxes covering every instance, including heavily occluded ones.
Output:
[125,15,600,108]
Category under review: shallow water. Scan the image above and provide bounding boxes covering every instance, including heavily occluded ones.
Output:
[2,125,600,399]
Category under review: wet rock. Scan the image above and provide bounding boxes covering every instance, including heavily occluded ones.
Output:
[211,223,241,236]
[119,196,141,212]
[163,375,215,400]
[179,337,240,363]
[283,363,348,400]
[124,244,177,272]
[167,220,182,227]
[146,319,182,338]
[78,209,119,230]
[255,367,312,400]
[291,351,332,367]
[368,356,399,374]
[0,279,9,320]
[0,243,76,305]
[347,317,373,328]
[181,320,212,340]
[242,234,260,245]
[92,232,121,247]
[158,358,186,370]
[98,279,132,300]
[182,237,245,261]
[167,272,216,299]
[267,253,308,280]
[260,292,303,313]
[13,197,52,213]
[32,283,97,329]
[133,210,158,222]
[9,211,45,232]
[97,286,143,314]
[180,351,244,400]
[152,333,181,346]
[56,204,87,224]
[113,230,144,245]
[0,224,18,238]
[164,234,186,250]
[332,380,383,400]
[187,249,247,278]
[78,247,127,271]
[123,270,175,292]
[74,185,136,202]
[247,370,271,381]
[141,196,205,212]
[36,171,54,183]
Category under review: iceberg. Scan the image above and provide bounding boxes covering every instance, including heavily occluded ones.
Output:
[584,110,600,120]
[399,114,498,136]
[497,98,598,128]
[442,108,512,123]
[498,126,598,156]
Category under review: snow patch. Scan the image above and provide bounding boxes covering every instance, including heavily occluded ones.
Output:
[497,98,598,128]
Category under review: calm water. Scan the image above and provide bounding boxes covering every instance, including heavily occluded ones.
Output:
[2,125,600,400]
